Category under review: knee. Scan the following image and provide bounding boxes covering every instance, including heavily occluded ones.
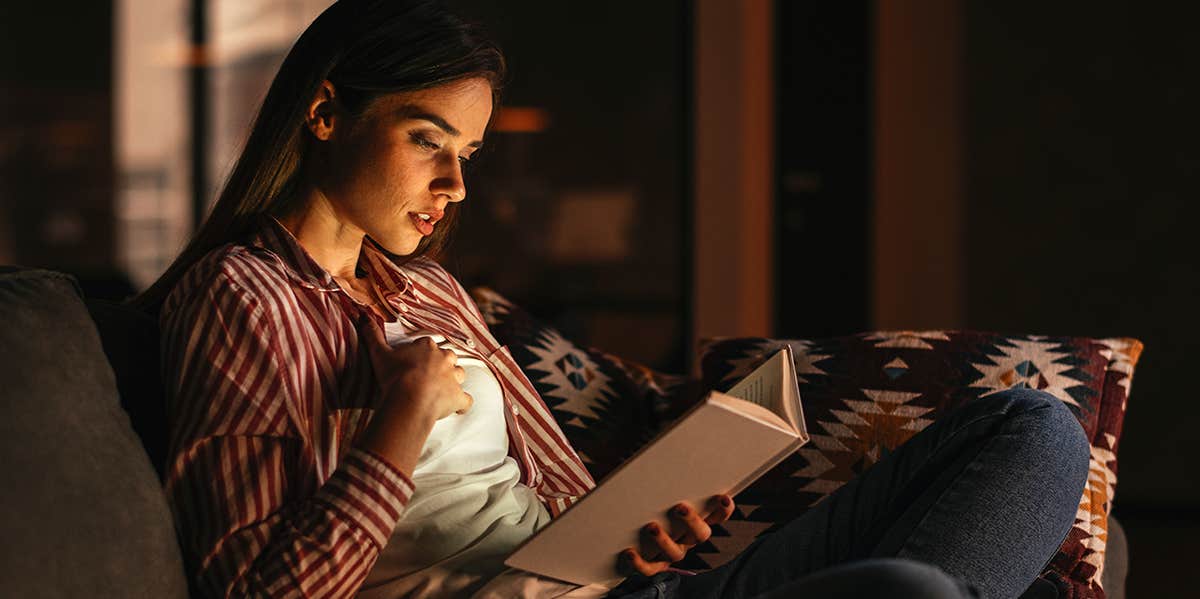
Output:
[986,387,1092,479]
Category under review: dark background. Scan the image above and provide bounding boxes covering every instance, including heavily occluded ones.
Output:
[962,5,1199,594]
[0,3,116,275]
[1,1,1193,595]
[444,0,691,374]
[964,3,1200,514]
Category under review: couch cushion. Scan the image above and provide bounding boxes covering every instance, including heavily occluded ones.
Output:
[0,268,188,598]
[697,332,1142,599]
[85,298,168,478]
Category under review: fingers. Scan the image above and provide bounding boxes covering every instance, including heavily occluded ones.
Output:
[455,391,474,415]
[356,315,389,374]
[357,324,470,419]
[623,501,724,579]
[639,521,687,564]
[705,494,736,525]
[356,314,386,350]
[668,502,712,546]
[619,548,669,578]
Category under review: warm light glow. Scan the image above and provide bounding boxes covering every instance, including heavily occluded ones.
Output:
[491,107,550,133]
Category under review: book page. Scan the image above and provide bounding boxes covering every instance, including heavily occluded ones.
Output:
[707,393,792,434]
[723,348,785,416]
[780,345,802,431]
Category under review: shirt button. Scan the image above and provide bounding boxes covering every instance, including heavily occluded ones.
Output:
[399,303,409,312]
[466,339,476,347]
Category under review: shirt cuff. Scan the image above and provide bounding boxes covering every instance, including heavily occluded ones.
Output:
[543,495,578,518]
[312,447,415,548]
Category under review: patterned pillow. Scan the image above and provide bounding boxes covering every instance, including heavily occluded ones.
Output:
[694,332,1142,599]
[468,287,697,480]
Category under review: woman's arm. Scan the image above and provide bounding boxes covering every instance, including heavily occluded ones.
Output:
[162,268,416,599]
[167,438,411,598]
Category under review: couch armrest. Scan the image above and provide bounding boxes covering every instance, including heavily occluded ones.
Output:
[1103,515,1129,599]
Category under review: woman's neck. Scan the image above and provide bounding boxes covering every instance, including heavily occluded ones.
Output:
[272,186,364,281]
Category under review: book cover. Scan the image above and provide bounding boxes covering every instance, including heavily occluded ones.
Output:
[505,346,807,585]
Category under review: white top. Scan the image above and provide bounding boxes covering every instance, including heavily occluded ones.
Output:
[358,322,612,599]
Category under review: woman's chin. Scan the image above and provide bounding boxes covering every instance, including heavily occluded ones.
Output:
[388,238,427,258]
[370,234,422,257]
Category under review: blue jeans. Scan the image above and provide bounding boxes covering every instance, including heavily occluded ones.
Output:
[605,388,1091,599]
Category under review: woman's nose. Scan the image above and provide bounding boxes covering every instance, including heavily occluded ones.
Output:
[431,154,466,203]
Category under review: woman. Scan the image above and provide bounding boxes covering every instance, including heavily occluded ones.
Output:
[134,1,1091,598]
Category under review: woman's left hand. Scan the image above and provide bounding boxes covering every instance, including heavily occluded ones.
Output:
[619,494,736,577]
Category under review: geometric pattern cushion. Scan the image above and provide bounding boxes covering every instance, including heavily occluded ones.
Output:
[464,287,1140,597]
[469,287,697,481]
[696,332,1143,599]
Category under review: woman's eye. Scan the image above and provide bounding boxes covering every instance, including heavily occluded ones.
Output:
[410,132,472,166]
[410,133,440,151]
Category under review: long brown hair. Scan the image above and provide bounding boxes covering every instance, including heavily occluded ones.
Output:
[128,0,505,313]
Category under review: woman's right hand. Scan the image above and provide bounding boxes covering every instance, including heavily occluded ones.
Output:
[358,314,474,421]
[356,314,473,475]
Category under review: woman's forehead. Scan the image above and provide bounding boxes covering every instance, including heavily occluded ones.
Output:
[377,79,492,116]
[369,79,493,137]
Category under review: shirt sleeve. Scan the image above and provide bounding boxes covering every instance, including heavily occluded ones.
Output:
[161,267,413,599]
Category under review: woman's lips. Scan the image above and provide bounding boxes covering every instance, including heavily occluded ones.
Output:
[410,212,435,236]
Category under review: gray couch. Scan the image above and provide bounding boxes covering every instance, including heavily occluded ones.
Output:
[0,267,1129,598]
[0,268,187,598]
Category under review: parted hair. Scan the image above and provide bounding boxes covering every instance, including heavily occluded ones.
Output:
[129,0,505,313]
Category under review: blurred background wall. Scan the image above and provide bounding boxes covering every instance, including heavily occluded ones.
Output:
[871,3,1198,595]
[0,3,117,286]
[0,1,1193,594]
[960,6,1198,593]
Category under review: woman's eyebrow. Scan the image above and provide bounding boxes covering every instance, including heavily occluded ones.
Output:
[397,105,484,148]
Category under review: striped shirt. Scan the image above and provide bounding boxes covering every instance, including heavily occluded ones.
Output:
[160,214,596,598]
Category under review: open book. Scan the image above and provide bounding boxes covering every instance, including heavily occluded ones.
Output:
[505,346,808,586]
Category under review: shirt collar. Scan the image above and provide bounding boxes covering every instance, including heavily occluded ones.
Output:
[248,214,415,300]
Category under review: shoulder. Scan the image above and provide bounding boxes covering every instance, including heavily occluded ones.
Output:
[402,255,454,283]
[402,256,472,298]
[401,256,492,324]
[161,243,295,325]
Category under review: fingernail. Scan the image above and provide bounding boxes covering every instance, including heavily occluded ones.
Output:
[720,496,732,507]
[643,522,659,534]
[673,504,689,517]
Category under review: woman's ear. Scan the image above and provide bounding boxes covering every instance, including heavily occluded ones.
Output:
[305,80,338,141]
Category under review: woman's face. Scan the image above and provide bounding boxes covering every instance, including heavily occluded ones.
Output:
[317,77,493,256]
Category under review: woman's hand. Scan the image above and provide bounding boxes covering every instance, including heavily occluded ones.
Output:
[355,314,473,475]
[358,314,473,421]
[619,494,736,577]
